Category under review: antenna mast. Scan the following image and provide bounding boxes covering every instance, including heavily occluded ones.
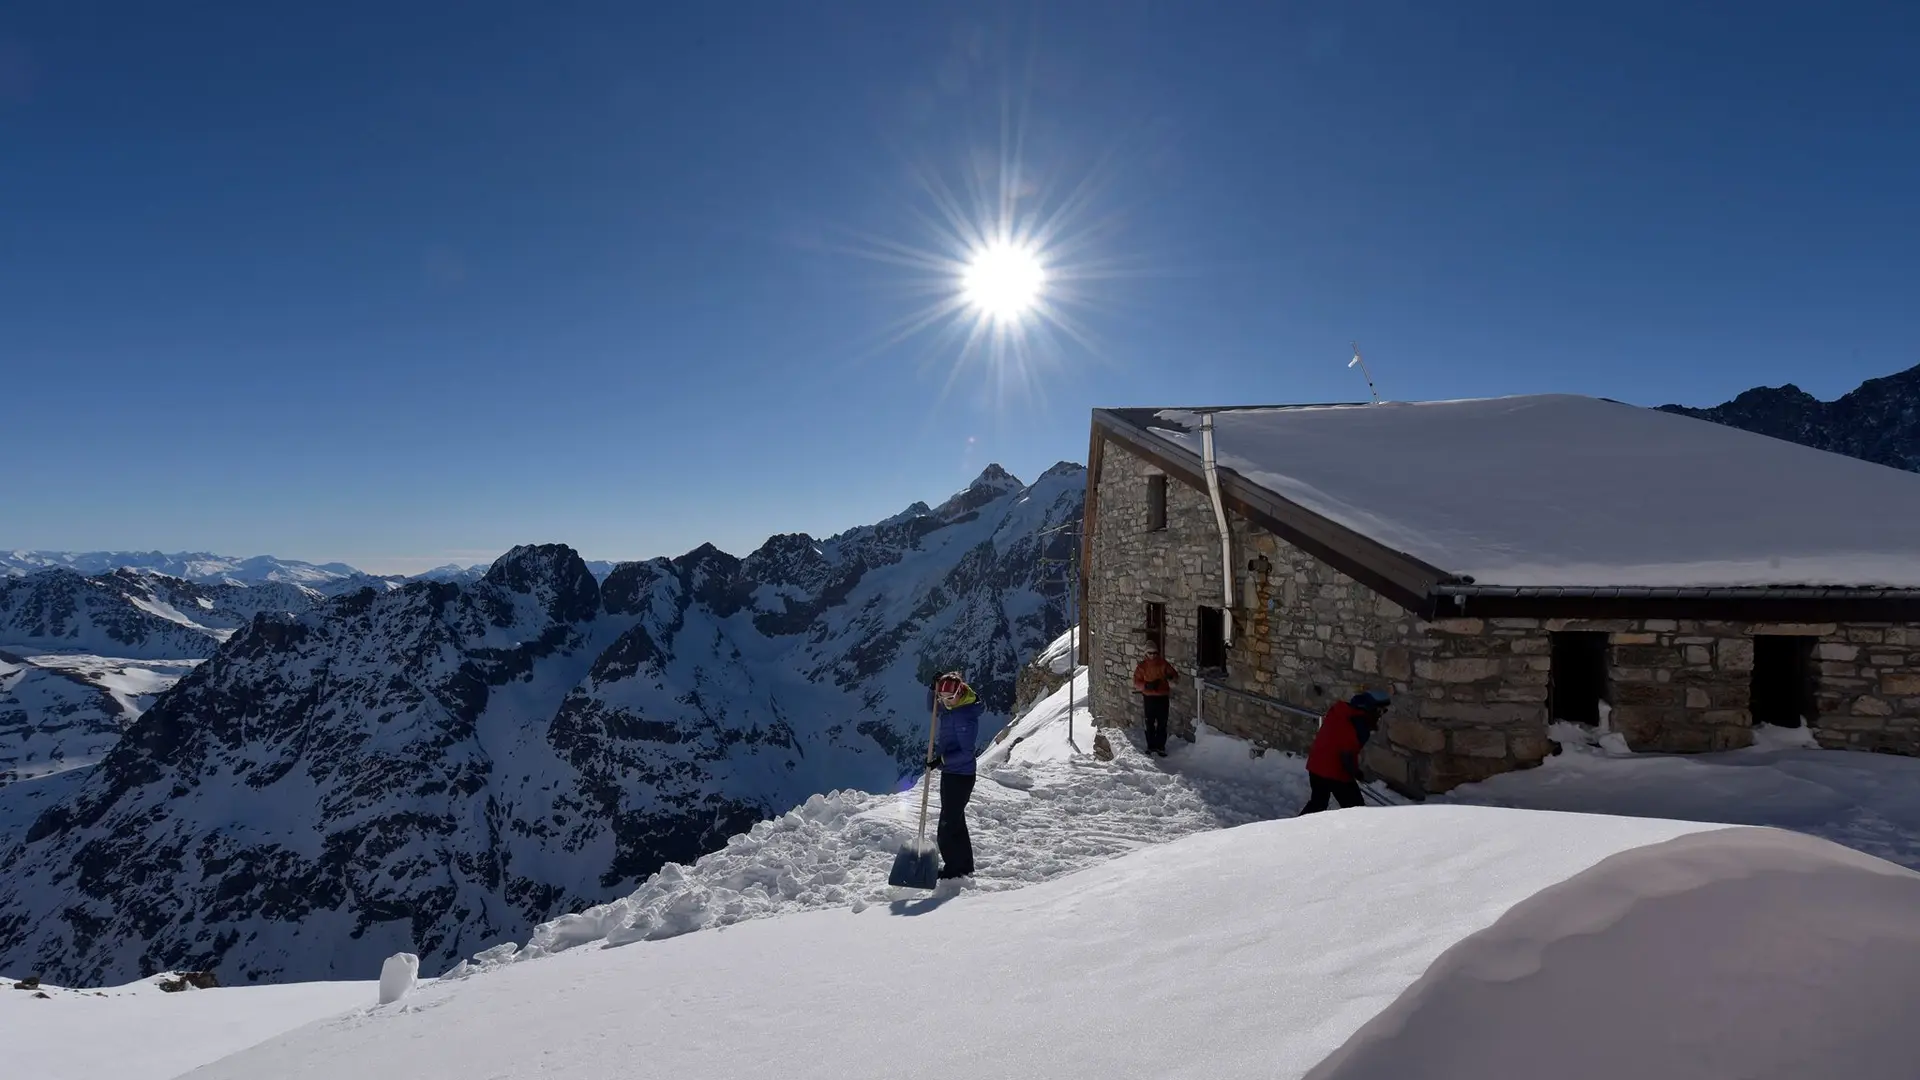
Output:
[1348,341,1382,405]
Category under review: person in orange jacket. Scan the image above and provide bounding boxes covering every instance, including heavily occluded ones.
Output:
[1132,644,1180,756]
[1300,691,1390,813]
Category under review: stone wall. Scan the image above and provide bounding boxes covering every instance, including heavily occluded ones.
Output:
[1085,442,1553,794]
[1086,436,1920,795]
[1808,625,1920,752]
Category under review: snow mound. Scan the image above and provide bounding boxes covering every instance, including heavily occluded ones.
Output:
[377,953,418,1005]
[1307,827,1920,1080]
[184,807,1736,1080]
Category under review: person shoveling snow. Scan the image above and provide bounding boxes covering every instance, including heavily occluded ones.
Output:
[1300,691,1390,815]
[887,672,988,888]
[929,671,985,881]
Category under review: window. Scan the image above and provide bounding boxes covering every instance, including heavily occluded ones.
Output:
[1146,474,1167,531]
[1144,602,1165,652]
[1751,636,1818,728]
[1197,605,1227,670]
[1549,631,1610,725]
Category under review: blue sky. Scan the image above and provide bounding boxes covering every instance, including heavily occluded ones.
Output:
[4,1,1916,573]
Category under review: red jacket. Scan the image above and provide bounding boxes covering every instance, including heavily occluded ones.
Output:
[1306,702,1366,780]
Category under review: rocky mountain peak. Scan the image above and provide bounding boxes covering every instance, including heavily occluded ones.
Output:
[482,544,600,623]
[1660,362,1920,473]
[935,464,1027,521]
[741,534,831,592]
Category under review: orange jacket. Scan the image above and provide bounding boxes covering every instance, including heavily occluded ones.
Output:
[1132,656,1179,697]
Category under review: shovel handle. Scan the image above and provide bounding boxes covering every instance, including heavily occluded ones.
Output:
[916,699,940,844]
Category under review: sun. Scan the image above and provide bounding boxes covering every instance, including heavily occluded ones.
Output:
[961,241,1046,321]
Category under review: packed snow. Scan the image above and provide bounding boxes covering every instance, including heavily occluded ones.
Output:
[182,808,1920,1080]
[9,658,1920,1079]
[1146,395,1920,587]
[0,972,376,1080]
[1307,827,1920,1080]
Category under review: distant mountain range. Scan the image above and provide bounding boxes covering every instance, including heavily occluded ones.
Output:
[0,552,624,592]
[1660,362,1920,473]
[0,463,1085,987]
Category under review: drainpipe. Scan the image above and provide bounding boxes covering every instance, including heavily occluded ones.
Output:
[1200,412,1234,648]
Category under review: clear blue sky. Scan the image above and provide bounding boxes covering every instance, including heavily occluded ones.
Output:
[4,1,1916,573]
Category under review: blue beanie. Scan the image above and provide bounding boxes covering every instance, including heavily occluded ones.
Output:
[1349,690,1391,710]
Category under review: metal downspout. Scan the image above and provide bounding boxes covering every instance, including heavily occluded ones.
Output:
[1201,413,1234,648]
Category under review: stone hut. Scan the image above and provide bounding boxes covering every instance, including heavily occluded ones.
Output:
[1080,395,1920,797]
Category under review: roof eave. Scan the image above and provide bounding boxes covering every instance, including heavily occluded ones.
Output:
[1094,409,1920,625]
[1091,409,1449,613]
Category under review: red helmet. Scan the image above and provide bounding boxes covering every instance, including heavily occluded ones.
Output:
[935,672,967,704]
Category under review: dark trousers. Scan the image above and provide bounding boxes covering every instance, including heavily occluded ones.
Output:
[1142,694,1171,752]
[1299,773,1363,815]
[937,771,976,878]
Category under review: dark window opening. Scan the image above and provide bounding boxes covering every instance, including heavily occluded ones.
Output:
[1197,606,1227,670]
[1549,631,1610,725]
[1144,602,1165,653]
[1146,475,1168,531]
[1751,636,1818,728]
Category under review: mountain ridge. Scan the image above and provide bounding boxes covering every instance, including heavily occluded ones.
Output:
[0,464,1086,986]
[1659,362,1920,472]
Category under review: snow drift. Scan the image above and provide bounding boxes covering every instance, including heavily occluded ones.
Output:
[184,806,1773,1080]
[1307,826,1920,1080]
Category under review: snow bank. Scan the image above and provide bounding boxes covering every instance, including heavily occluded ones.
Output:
[1443,722,1920,870]
[1307,826,1920,1080]
[185,807,1735,1080]
[2,972,373,1080]
[1036,625,1078,673]
[1148,396,1920,587]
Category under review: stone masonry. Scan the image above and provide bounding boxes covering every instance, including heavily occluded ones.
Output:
[1085,438,1920,796]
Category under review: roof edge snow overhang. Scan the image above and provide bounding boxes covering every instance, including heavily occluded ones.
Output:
[1091,408,1447,613]
[1093,408,1920,624]
[1433,584,1920,622]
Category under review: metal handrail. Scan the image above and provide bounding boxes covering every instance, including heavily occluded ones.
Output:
[1194,677,1322,724]
[1194,677,1408,807]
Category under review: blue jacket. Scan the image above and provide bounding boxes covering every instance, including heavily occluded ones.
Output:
[930,691,985,775]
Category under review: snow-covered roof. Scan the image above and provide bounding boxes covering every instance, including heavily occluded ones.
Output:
[1125,395,1920,590]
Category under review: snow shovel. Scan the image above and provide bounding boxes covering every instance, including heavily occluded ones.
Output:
[887,700,942,889]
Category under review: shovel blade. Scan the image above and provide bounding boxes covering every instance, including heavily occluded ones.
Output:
[887,841,940,890]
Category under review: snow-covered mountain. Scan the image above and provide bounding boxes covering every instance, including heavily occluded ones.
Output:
[0,464,1085,986]
[0,567,324,658]
[1660,361,1920,473]
[3,552,624,590]
[0,569,320,786]
[0,551,378,593]
[0,652,200,786]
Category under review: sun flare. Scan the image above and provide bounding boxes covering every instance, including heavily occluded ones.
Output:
[961,241,1046,321]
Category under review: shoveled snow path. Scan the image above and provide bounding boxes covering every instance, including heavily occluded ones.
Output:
[452,671,1314,973]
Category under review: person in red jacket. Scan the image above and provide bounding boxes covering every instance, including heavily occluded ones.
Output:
[1301,691,1390,814]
